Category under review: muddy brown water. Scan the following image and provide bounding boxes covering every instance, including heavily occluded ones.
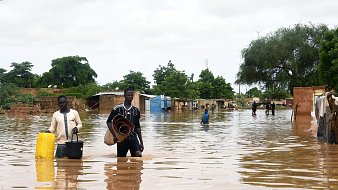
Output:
[1,109,338,190]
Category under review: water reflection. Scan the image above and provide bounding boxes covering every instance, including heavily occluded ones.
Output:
[104,157,143,190]
[35,159,55,183]
[54,159,84,190]
[239,114,338,189]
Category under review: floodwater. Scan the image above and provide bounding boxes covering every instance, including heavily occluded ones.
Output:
[1,109,338,190]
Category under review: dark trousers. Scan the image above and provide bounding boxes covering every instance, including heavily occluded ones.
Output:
[317,117,325,140]
[117,133,141,157]
[55,144,67,158]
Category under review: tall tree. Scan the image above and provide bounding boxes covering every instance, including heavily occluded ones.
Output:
[213,76,234,99]
[236,24,329,94]
[4,62,36,87]
[196,68,234,99]
[245,87,263,98]
[199,68,214,83]
[153,60,178,94]
[197,68,215,99]
[161,70,193,100]
[36,56,97,88]
[153,60,177,85]
[121,70,150,93]
[319,27,338,92]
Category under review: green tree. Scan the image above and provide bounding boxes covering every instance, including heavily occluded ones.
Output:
[213,76,234,99]
[153,60,176,85]
[245,87,263,98]
[36,56,97,88]
[35,72,54,88]
[197,68,215,99]
[319,27,338,92]
[196,81,213,99]
[153,60,177,94]
[196,68,234,99]
[199,68,214,83]
[0,83,18,109]
[262,88,291,99]
[66,82,103,99]
[121,70,150,93]
[4,62,36,87]
[102,81,125,91]
[161,70,194,101]
[236,24,329,94]
[0,68,6,84]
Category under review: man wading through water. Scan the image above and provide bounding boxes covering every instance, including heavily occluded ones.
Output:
[47,95,82,158]
[106,88,144,157]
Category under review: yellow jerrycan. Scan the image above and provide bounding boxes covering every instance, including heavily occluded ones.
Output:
[35,132,55,159]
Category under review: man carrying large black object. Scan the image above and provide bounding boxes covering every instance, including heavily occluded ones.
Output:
[106,88,144,157]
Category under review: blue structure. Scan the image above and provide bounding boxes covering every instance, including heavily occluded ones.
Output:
[150,95,171,112]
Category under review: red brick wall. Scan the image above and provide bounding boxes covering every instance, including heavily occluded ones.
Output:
[293,87,314,116]
[19,88,40,96]
[99,95,116,114]
[98,92,141,114]
[39,96,82,113]
[10,103,40,115]
[19,88,65,97]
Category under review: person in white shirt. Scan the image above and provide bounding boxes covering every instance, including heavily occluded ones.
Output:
[315,94,325,140]
[47,95,82,158]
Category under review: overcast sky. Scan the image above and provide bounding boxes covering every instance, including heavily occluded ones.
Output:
[0,0,337,91]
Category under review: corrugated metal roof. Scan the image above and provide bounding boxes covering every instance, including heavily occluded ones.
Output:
[92,91,124,96]
[140,94,157,98]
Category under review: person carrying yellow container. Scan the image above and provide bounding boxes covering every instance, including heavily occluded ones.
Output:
[46,95,82,158]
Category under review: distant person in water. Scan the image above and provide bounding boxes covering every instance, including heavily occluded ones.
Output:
[271,101,276,115]
[252,101,257,116]
[201,109,209,124]
[265,102,270,116]
[211,104,215,113]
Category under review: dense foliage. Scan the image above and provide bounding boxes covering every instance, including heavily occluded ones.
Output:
[319,27,338,93]
[151,62,234,100]
[197,69,234,99]
[101,71,150,93]
[3,62,37,88]
[245,87,290,99]
[65,82,103,99]
[236,24,329,94]
[121,71,150,93]
[0,83,19,109]
[0,68,6,84]
[36,56,97,88]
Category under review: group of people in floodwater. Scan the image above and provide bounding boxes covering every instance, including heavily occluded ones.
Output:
[46,88,144,158]
[251,101,276,116]
[314,91,338,144]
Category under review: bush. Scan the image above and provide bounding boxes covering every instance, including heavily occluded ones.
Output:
[15,94,35,104]
[38,89,57,97]
[0,83,18,109]
[64,92,84,98]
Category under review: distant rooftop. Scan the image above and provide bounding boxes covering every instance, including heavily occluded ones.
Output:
[92,92,157,98]
[92,91,124,96]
